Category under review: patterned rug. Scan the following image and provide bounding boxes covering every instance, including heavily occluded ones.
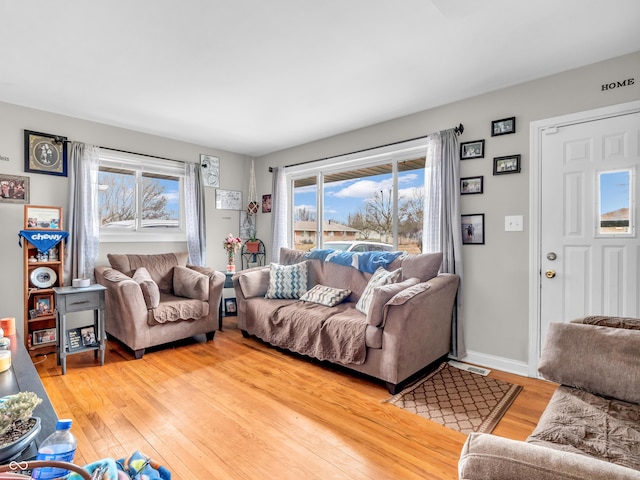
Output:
[385,362,522,434]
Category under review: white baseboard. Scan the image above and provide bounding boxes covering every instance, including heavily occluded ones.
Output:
[457,350,530,377]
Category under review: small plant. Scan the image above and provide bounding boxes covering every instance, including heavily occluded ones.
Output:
[0,392,42,436]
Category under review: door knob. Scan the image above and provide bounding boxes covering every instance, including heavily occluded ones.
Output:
[545,269,556,279]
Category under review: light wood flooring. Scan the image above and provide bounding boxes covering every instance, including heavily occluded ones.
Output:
[34,319,557,479]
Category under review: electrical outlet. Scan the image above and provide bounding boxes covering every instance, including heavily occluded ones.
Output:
[505,215,523,232]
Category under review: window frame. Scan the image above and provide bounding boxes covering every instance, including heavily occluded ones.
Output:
[286,138,430,250]
[98,149,187,243]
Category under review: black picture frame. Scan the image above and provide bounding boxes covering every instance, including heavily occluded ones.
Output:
[491,117,516,136]
[67,328,83,352]
[462,214,485,245]
[461,176,484,195]
[0,173,29,204]
[460,140,485,159]
[493,154,521,175]
[24,130,68,177]
[224,298,237,316]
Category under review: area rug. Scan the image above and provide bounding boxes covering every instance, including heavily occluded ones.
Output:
[384,362,522,434]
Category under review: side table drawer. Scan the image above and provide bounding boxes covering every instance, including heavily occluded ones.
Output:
[57,291,103,313]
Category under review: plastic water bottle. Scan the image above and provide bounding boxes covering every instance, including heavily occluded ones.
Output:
[32,419,77,479]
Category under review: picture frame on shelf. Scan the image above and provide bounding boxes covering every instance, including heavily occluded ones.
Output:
[225,298,237,316]
[493,154,521,175]
[24,130,68,177]
[200,154,220,188]
[33,327,56,346]
[80,326,98,347]
[0,174,29,204]
[24,205,62,230]
[460,140,484,159]
[461,176,483,195]
[33,293,54,316]
[491,117,516,136]
[462,214,485,245]
[66,328,83,352]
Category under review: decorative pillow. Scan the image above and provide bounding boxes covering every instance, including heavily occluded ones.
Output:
[300,284,351,307]
[239,268,270,299]
[132,267,161,309]
[400,252,443,282]
[265,262,308,299]
[355,267,402,316]
[366,277,420,326]
[173,266,209,301]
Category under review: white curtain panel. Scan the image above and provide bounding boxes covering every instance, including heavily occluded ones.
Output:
[64,142,100,283]
[423,129,466,359]
[270,166,288,263]
[185,162,206,265]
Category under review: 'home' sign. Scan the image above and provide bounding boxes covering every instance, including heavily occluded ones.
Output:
[601,78,635,91]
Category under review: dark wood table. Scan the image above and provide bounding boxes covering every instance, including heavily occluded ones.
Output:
[1,333,57,460]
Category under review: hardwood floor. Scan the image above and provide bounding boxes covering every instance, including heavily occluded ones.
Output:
[34,320,557,479]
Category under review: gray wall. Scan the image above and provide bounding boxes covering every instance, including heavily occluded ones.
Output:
[255,51,640,372]
[0,102,250,335]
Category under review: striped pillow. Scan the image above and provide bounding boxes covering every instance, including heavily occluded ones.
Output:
[355,267,402,315]
[300,284,351,307]
[265,261,308,299]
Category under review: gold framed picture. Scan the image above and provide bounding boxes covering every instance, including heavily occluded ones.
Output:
[24,130,68,177]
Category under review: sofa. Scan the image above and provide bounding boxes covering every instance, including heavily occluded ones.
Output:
[232,247,460,393]
[458,315,640,480]
[95,252,225,359]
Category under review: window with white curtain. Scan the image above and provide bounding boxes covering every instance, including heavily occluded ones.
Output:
[288,138,428,253]
[98,150,186,242]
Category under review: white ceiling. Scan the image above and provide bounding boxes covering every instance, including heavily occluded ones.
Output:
[1,1,639,157]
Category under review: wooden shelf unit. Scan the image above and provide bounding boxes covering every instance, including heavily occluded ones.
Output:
[22,205,65,352]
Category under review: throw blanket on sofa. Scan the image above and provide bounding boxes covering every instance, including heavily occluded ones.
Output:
[305,249,403,274]
[250,300,369,364]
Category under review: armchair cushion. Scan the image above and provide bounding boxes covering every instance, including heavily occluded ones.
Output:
[132,267,160,309]
[108,252,188,293]
[173,266,209,301]
[538,322,640,404]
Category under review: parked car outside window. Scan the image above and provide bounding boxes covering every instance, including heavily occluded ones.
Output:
[323,241,394,252]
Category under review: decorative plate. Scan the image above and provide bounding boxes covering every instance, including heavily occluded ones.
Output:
[30,267,57,288]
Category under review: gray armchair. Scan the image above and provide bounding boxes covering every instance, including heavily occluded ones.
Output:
[95,252,224,358]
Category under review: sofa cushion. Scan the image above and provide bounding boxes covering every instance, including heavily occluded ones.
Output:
[132,267,160,309]
[538,322,640,404]
[102,268,132,283]
[107,253,132,276]
[300,284,351,307]
[355,267,402,316]
[399,252,442,282]
[173,266,209,301]
[279,247,307,266]
[366,277,420,326]
[109,252,189,294]
[572,315,640,330]
[265,262,309,299]
[149,293,209,325]
[238,268,270,299]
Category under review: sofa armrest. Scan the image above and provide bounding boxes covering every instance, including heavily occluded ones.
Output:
[459,433,640,480]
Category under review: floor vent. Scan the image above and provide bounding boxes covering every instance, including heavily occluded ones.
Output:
[448,360,491,376]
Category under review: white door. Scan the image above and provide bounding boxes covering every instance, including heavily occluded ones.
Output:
[536,109,640,360]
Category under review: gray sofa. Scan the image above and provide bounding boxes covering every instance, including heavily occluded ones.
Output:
[232,247,460,393]
[458,315,640,480]
[95,252,225,358]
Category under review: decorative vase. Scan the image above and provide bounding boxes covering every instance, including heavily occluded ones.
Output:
[226,253,236,273]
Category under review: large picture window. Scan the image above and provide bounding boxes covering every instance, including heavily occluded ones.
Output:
[98,150,185,241]
[290,141,427,254]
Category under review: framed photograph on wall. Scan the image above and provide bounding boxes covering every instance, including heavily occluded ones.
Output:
[215,189,242,210]
[493,154,521,175]
[262,194,272,213]
[460,140,484,159]
[200,154,220,188]
[24,130,68,177]
[0,174,29,204]
[462,214,485,245]
[491,117,516,136]
[460,176,483,195]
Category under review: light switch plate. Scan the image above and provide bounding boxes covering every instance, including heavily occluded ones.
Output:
[505,215,523,232]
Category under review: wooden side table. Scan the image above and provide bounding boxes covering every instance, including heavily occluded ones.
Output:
[53,284,106,375]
